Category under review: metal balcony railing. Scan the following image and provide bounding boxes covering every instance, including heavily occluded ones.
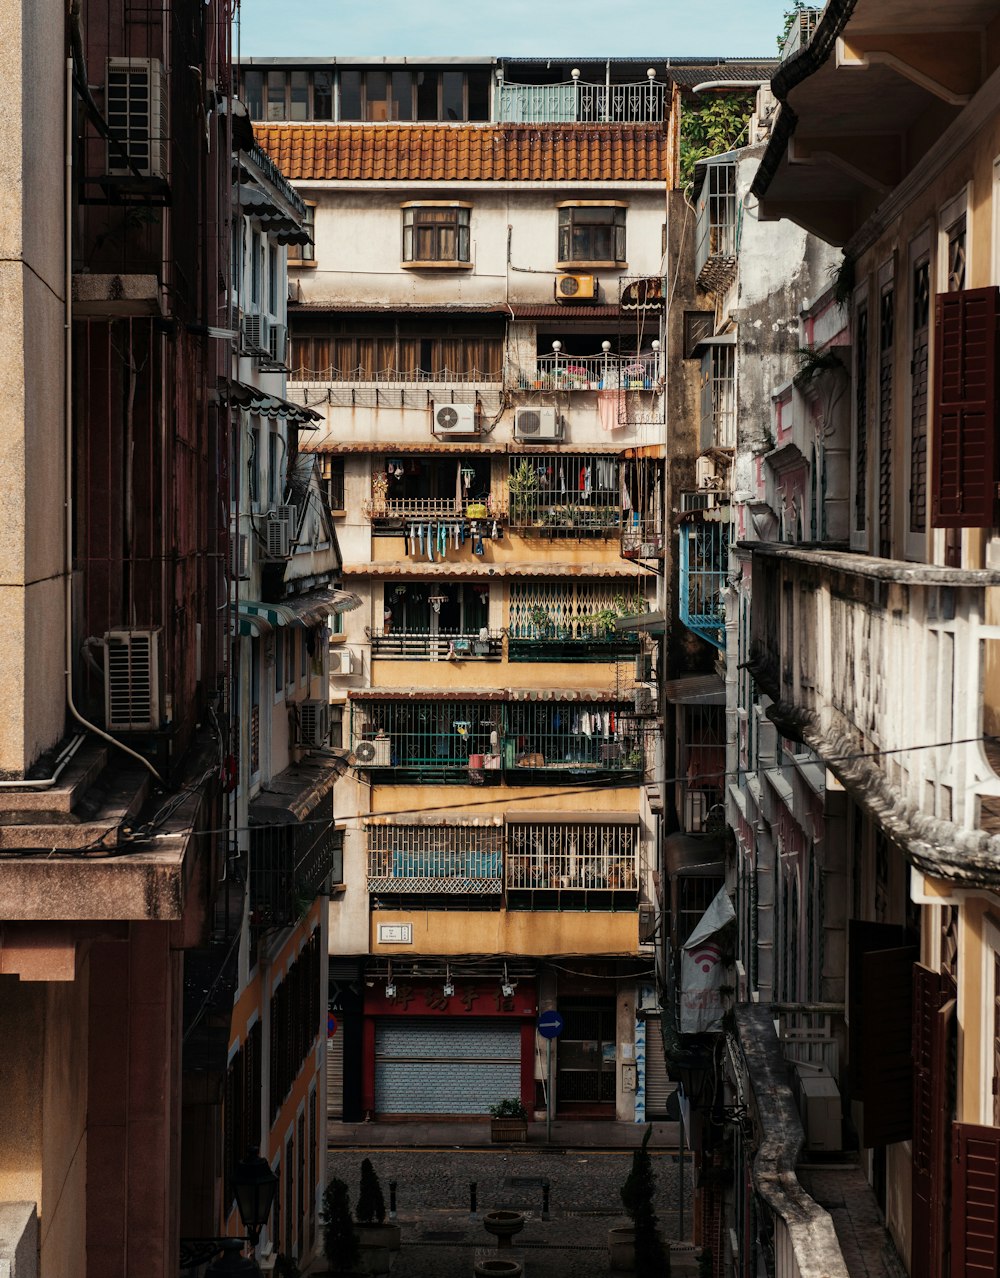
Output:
[695,159,738,290]
[504,702,648,781]
[748,545,1000,872]
[679,516,730,650]
[249,792,341,931]
[289,364,502,387]
[494,79,665,124]
[621,517,665,560]
[508,454,621,535]
[364,495,507,522]
[369,630,503,660]
[508,582,644,661]
[367,824,504,895]
[506,820,638,890]
[781,8,821,60]
[520,353,660,392]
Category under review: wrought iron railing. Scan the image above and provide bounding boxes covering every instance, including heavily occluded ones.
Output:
[508,454,621,533]
[364,495,507,521]
[290,364,502,386]
[679,517,730,650]
[494,80,665,124]
[621,517,665,559]
[695,158,738,287]
[249,793,341,931]
[367,823,504,894]
[504,702,648,780]
[369,630,503,660]
[520,353,660,391]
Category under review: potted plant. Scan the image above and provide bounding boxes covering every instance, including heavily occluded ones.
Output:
[609,1126,669,1273]
[508,461,539,525]
[355,1158,401,1255]
[322,1178,361,1273]
[489,1097,528,1143]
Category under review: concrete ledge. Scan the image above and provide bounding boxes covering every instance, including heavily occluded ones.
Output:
[72,272,161,316]
[0,1202,38,1278]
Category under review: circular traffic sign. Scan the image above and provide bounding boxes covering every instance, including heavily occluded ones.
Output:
[537,1010,564,1040]
[327,1014,339,1037]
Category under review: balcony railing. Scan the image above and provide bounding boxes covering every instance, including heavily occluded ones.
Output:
[695,158,738,291]
[494,79,665,125]
[507,623,640,662]
[508,454,621,535]
[367,824,504,895]
[621,517,665,560]
[748,545,1000,877]
[781,7,821,60]
[520,353,660,392]
[679,515,730,650]
[369,630,503,660]
[289,364,502,386]
[506,820,639,909]
[508,582,645,661]
[249,791,341,931]
[350,698,649,784]
[364,495,507,522]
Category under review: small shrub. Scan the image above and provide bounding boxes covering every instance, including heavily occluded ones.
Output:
[621,1126,670,1275]
[321,1178,359,1272]
[489,1097,527,1119]
[356,1157,387,1226]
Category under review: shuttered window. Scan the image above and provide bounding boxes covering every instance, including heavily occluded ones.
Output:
[854,303,869,535]
[910,259,930,534]
[912,966,956,1278]
[951,1122,1000,1277]
[878,284,895,557]
[931,287,1000,528]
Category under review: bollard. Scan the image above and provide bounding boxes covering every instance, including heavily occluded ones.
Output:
[541,1178,550,1221]
[469,1181,478,1218]
[388,1179,397,1220]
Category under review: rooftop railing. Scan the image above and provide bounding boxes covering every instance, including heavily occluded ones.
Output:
[519,353,660,392]
[368,630,503,660]
[494,79,665,124]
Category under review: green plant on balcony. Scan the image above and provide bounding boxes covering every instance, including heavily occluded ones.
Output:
[526,605,554,634]
[509,460,539,523]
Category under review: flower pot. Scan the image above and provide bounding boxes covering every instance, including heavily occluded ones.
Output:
[608,1224,635,1271]
[357,1222,401,1251]
[490,1117,528,1143]
[483,1210,525,1248]
[474,1261,523,1277]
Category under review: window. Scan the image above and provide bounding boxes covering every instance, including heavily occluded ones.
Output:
[313,71,332,119]
[268,244,279,315]
[289,202,316,265]
[329,703,344,748]
[683,311,714,358]
[244,70,263,119]
[558,204,626,265]
[266,70,287,120]
[909,251,930,539]
[878,276,895,557]
[274,632,285,697]
[268,430,280,507]
[853,299,869,540]
[401,205,471,264]
[250,230,262,308]
[320,456,344,511]
[249,419,261,508]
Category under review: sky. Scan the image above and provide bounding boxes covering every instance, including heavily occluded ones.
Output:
[234,0,792,60]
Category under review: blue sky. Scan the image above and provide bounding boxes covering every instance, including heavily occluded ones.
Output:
[235,0,791,59]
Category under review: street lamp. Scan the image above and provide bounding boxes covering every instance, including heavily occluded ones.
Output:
[205,1240,260,1278]
[232,1148,279,1247]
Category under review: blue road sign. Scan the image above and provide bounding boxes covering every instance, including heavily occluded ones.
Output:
[537,1010,564,1040]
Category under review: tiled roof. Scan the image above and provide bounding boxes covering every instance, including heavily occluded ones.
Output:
[667,61,778,88]
[255,123,671,183]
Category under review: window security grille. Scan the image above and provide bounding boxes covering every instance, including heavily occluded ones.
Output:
[106,58,167,179]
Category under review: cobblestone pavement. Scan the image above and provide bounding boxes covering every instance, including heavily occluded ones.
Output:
[327,1146,696,1277]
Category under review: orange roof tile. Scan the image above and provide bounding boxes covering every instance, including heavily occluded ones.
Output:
[254,123,671,185]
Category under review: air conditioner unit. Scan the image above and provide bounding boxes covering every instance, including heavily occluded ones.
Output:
[104,628,161,732]
[432,402,479,436]
[230,529,250,579]
[793,1062,842,1152]
[264,516,291,559]
[241,312,271,356]
[275,503,299,538]
[354,737,391,767]
[266,323,288,366]
[514,406,562,442]
[297,699,330,748]
[333,647,356,676]
[555,273,596,301]
[634,685,655,715]
[106,58,168,180]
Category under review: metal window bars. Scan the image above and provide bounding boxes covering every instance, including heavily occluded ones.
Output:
[504,702,647,780]
[494,79,665,124]
[508,454,621,533]
[679,517,730,651]
[506,821,638,890]
[366,823,504,894]
[508,581,643,660]
[695,159,738,289]
[522,352,659,392]
[369,629,503,660]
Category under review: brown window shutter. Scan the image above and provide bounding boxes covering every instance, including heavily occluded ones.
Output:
[912,965,956,1278]
[952,1121,1000,1276]
[931,286,1000,528]
[848,920,908,1101]
[859,943,917,1146]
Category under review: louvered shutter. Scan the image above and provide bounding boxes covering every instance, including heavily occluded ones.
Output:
[930,999,956,1278]
[912,967,951,1278]
[848,920,908,1101]
[951,1122,1000,1277]
[858,943,917,1146]
[932,287,1000,528]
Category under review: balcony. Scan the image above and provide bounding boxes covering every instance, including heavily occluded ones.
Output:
[508,581,644,662]
[695,158,738,293]
[369,629,503,660]
[679,512,731,650]
[621,455,665,560]
[509,455,621,537]
[494,78,665,124]
[519,353,661,392]
[747,544,1000,882]
[366,822,503,898]
[249,785,341,932]
[780,7,821,60]
[350,697,650,785]
[506,817,640,910]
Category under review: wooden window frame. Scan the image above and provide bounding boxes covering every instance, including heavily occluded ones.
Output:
[905,226,933,561]
[288,201,316,267]
[557,202,628,269]
[850,280,870,550]
[400,203,473,268]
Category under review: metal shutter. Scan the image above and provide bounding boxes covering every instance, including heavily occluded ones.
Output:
[326,1025,344,1119]
[375,1018,521,1115]
[642,1016,675,1118]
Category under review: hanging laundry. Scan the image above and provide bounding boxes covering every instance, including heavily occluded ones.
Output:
[427,523,435,561]
[559,461,567,494]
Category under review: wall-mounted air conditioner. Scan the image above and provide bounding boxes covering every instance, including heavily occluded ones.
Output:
[514,406,562,442]
[264,515,291,559]
[275,503,298,538]
[793,1062,842,1152]
[555,273,596,301]
[104,628,162,732]
[105,58,168,180]
[266,323,288,366]
[332,647,356,676]
[432,402,479,436]
[241,312,271,356]
[230,529,250,579]
[296,699,330,748]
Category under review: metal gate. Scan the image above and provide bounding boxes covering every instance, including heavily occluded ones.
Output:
[375,1018,521,1115]
[557,999,616,1110]
[326,1023,344,1119]
[643,1015,675,1118]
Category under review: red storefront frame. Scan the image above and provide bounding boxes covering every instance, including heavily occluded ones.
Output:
[362,980,538,1117]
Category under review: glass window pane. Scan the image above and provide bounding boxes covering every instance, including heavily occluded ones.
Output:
[390,71,413,121]
[290,70,308,120]
[442,71,464,120]
[244,70,263,120]
[416,71,438,120]
[339,70,362,120]
[467,70,490,121]
[265,71,286,120]
[313,71,332,119]
[365,70,388,121]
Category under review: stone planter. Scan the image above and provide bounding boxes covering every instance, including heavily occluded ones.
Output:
[357,1222,401,1252]
[608,1224,635,1271]
[489,1117,527,1143]
[483,1210,525,1249]
[356,1242,391,1275]
[474,1260,523,1278]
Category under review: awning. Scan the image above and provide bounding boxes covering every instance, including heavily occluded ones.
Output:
[235,601,273,636]
[220,380,323,427]
[662,831,726,879]
[301,439,625,456]
[623,445,666,459]
[663,673,726,706]
[249,756,340,824]
[239,589,361,632]
[341,563,652,580]
[237,184,312,247]
[364,813,504,828]
[506,687,622,703]
[349,688,506,701]
[615,609,665,634]
[503,810,640,825]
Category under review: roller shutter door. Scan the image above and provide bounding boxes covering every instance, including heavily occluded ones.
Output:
[326,1025,344,1119]
[644,1016,675,1118]
[375,1018,521,1115]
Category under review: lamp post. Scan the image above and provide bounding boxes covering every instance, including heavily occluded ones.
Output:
[182,1149,278,1277]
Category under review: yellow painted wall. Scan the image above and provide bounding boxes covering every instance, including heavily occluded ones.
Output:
[371,657,626,690]
[370,907,638,956]
[368,782,641,817]
[370,531,639,571]
[956,891,1000,1126]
